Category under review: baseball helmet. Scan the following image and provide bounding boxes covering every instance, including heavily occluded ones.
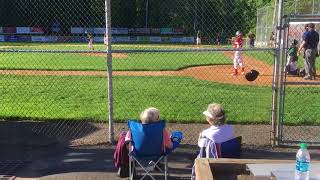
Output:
[236,31,242,36]
[245,69,260,81]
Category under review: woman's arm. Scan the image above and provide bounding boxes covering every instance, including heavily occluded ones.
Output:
[163,128,173,149]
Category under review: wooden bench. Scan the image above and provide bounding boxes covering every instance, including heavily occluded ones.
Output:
[195,158,301,180]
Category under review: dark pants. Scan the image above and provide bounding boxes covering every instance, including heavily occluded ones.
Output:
[249,39,255,48]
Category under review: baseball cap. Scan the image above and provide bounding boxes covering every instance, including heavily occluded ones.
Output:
[236,31,242,36]
[203,103,225,120]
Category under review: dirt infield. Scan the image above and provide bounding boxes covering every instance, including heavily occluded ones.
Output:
[0,51,319,86]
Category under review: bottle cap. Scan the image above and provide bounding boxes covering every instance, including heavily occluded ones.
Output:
[300,143,307,149]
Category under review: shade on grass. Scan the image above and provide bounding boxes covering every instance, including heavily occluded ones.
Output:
[245,51,320,69]
[1,75,318,125]
[245,51,274,65]
[0,51,231,71]
[0,75,108,121]
[0,53,107,71]
[113,52,231,71]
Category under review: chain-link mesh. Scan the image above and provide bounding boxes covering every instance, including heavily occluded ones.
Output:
[278,16,320,145]
[256,5,277,47]
[0,0,109,145]
[284,0,320,15]
[110,0,276,147]
[256,0,320,47]
[2,0,318,148]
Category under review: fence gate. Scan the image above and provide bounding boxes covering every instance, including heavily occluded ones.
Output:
[278,15,320,145]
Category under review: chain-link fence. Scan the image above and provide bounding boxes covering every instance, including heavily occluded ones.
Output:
[1,0,319,151]
[0,0,277,148]
[108,0,277,147]
[256,0,320,48]
[256,5,276,47]
[0,0,109,146]
[277,15,320,146]
[284,0,320,15]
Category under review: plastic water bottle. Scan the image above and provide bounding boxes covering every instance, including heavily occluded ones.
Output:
[295,143,310,180]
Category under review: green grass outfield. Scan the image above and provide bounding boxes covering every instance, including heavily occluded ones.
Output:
[0,75,319,125]
[0,42,319,124]
[0,51,231,71]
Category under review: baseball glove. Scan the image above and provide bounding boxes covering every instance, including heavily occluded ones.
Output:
[245,69,260,81]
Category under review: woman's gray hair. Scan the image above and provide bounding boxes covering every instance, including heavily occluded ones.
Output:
[140,107,160,124]
[203,103,225,126]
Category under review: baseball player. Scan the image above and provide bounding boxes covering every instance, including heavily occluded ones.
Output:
[86,31,94,50]
[232,31,245,76]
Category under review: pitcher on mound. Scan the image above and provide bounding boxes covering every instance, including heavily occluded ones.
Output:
[232,31,245,76]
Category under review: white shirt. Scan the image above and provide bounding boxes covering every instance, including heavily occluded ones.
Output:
[198,124,235,147]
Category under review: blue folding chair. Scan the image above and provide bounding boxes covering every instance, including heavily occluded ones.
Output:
[127,120,168,180]
[219,136,242,158]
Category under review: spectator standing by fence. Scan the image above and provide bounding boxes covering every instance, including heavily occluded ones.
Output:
[196,30,202,45]
[298,23,319,80]
[248,31,255,48]
[85,31,94,50]
[269,31,275,48]
[216,32,221,45]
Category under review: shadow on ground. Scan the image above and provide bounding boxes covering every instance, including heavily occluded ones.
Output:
[1,120,320,180]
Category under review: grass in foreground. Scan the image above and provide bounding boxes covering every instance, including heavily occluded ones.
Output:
[0,75,319,125]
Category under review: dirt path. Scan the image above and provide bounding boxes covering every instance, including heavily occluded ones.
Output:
[0,52,318,86]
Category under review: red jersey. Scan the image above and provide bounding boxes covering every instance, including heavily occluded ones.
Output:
[233,37,243,48]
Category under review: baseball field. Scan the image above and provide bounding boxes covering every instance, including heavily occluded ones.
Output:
[0,42,320,125]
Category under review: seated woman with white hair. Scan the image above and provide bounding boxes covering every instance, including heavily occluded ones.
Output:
[192,103,237,180]
[198,103,235,146]
[125,107,178,151]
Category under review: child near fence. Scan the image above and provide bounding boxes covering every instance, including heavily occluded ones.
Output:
[286,39,299,75]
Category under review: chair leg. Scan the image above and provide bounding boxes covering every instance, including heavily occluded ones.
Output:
[129,157,136,180]
[164,156,168,180]
[129,157,132,180]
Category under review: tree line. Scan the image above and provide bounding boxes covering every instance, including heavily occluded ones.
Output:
[0,0,274,40]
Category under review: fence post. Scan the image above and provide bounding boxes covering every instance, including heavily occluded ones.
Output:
[312,0,315,14]
[105,0,114,143]
[271,0,284,147]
